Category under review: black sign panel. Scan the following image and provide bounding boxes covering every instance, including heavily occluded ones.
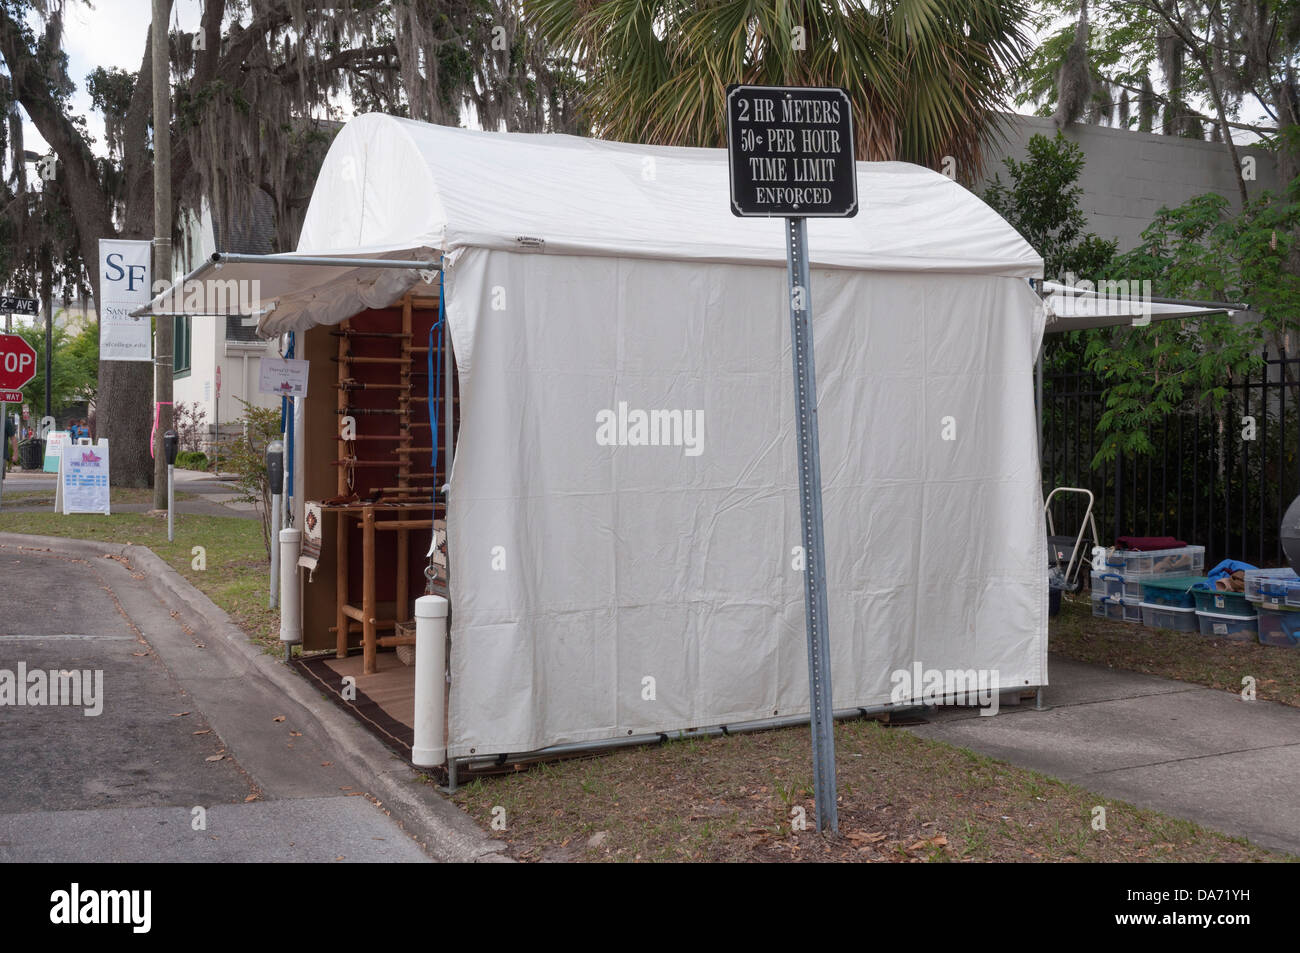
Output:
[726,85,858,218]
[0,295,38,315]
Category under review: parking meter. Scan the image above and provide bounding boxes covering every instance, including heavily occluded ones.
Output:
[266,440,285,495]
[164,430,178,541]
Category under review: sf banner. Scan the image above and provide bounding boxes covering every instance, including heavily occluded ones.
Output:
[99,239,153,362]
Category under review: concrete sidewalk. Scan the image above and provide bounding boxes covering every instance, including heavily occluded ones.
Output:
[912,657,1300,856]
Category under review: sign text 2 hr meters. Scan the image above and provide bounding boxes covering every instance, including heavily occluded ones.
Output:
[726,85,857,218]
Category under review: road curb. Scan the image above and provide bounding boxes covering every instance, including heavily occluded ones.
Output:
[0,531,509,863]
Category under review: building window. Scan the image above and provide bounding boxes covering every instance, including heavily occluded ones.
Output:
[173,315,191,378]
[225,314,260,342]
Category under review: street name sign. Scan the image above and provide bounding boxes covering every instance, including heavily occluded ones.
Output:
[0,295,39,315]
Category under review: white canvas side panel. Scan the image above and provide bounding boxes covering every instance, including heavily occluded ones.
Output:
[444,250,1046,757]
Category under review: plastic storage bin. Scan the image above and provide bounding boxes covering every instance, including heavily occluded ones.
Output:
[1091,572,1125,600]
[1195,610,1258,640]
[1113,546,1205,576]
[1256,607,1300,647]
[1091,594,1123,620]
[1139,575,1206,609]
[1243,568,1300,608]
[1191,587,1254,616]
[1091,595,1143,623]
[1140,602,1199,631]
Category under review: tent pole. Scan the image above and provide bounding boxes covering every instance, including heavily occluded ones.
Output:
[1036,345,1044,475]
[442,699,1030,778]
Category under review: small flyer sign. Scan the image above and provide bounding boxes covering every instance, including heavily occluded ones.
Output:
[259,358,310,399]
[57,439,111,515]
[43,430,70,473]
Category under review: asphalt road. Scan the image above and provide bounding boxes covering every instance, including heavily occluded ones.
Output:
[0,540,432,862]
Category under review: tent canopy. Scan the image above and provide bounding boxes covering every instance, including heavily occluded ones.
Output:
[140,113,1043,334]
[1041,280,1231,332]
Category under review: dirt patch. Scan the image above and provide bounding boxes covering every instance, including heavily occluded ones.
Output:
[1051,595,1300,706]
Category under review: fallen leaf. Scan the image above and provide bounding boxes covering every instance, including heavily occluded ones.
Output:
[321,761,333,767]
[244,794,259,802]
[205,754,225,762]
[289,730,302,737]
[171,712,190,717]
[192,729,210,735]
[273,715,286,723]
[847,831,887,845]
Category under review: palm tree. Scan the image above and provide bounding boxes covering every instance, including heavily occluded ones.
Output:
[524,0,1033,176]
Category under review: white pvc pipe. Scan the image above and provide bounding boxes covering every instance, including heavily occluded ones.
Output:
[412,594,449,767]
[278,528,301,647]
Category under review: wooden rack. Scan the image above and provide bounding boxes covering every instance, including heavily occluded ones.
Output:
[322,293,453,674]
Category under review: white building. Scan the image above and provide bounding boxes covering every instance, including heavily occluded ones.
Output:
[172,194,283,440]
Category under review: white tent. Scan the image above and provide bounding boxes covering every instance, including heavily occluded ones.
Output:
[157,114,1051,759]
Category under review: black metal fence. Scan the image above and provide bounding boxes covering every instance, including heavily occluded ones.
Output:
[1042,350,1300,568]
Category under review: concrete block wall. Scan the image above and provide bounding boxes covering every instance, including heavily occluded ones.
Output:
[981,114,1279,263]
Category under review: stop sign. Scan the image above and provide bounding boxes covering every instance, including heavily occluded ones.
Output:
[0,333,38,391]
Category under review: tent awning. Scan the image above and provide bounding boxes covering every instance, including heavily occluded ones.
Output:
[131,248,441,332]
[1041,280,1237,332]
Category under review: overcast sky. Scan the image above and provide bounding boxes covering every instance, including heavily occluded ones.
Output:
[23,0,201,156]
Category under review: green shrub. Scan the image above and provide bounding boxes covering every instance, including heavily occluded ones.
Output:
[176,450,209,471]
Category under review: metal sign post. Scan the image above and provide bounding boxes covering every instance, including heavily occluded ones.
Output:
[727,85,857,833]
[785,215,838,832]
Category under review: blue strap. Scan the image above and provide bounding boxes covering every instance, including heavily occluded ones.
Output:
[427,265,445,497]
[283,331,295,507]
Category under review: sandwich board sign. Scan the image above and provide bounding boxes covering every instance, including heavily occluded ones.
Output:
[43,430,70,472]
[726,84,857,834]
[56,439,111,515]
